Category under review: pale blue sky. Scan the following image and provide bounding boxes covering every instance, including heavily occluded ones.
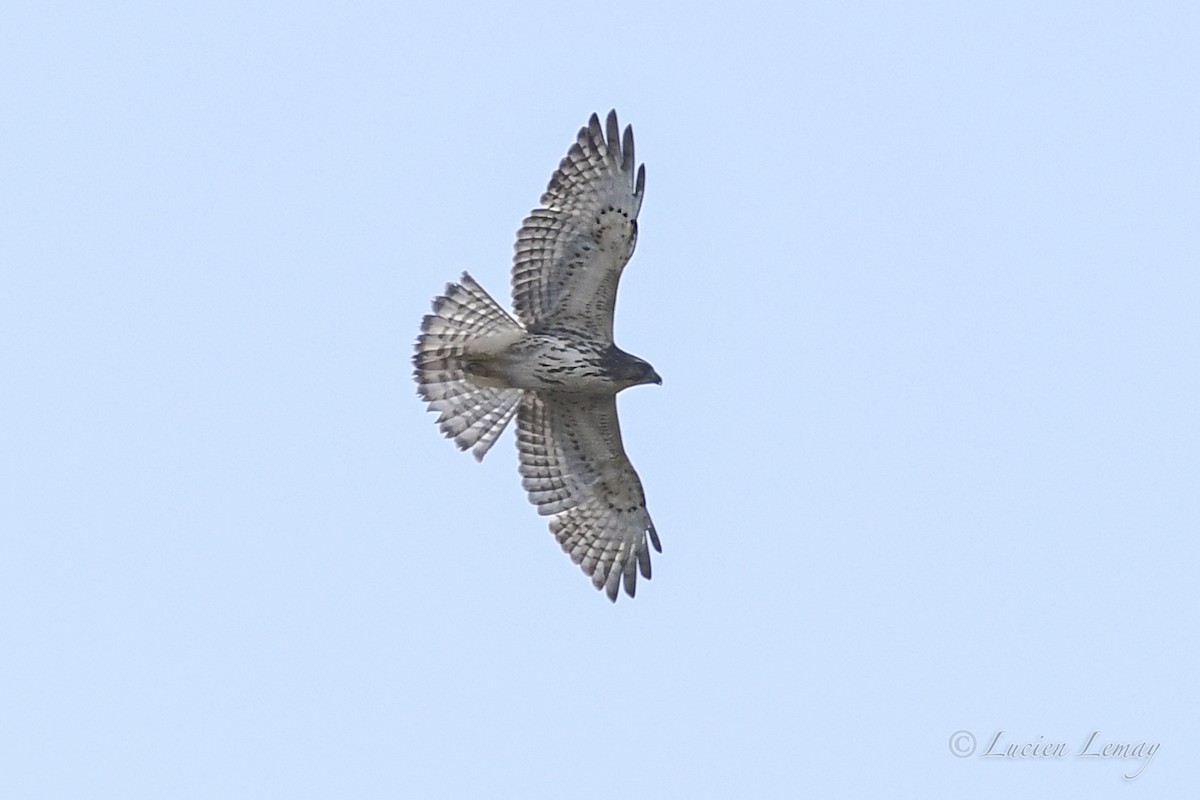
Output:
[2,2,1197,798]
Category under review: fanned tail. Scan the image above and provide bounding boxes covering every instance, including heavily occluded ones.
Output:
[413,273,524,461]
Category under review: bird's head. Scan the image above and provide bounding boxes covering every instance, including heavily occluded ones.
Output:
[603,347,661,388]
[639,361,663,387]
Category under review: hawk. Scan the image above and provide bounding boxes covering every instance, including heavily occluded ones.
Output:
[413,110,661,602]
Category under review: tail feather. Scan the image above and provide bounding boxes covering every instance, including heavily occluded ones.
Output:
[414,273,525,461]
[439,386,523,460]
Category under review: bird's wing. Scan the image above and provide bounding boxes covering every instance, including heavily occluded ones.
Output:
[511,110,645,341]
[516,392,660,601]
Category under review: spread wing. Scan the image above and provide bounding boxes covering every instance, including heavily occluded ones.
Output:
[516,393,660,601]
[511,110,646,341]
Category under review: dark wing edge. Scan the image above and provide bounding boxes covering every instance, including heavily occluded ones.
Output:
[540,110,645,215]
[516,393,660,602]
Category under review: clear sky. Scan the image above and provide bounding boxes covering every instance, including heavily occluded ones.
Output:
[2,2,1197,798]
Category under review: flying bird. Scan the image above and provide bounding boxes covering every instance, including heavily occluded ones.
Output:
[413,110,661,602]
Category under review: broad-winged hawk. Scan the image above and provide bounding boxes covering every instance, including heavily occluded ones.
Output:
[413,110,661,602]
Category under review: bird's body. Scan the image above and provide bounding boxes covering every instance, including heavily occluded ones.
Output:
[413,111,660,601]
[463,330,650,394]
